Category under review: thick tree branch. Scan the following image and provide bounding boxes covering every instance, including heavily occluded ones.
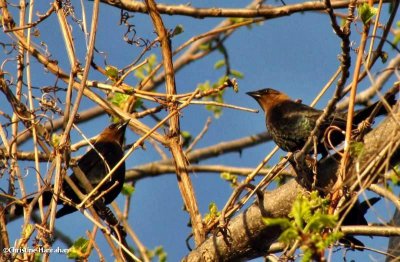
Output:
[183,104,400,261]
[143,0,204,244]
[101,0,388,19]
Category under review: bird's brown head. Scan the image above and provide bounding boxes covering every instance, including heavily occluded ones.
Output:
[247,88,291,114]
[96,120,129,146]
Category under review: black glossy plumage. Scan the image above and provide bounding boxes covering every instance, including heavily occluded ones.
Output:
[11,121,128,218]
[247,88,347,155]
[340,197,380,250]
[265,99,347,153]
[56,140,126,217]
[247,88,396,156]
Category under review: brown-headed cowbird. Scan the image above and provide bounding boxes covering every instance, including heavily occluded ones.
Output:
[247,88,395,156]
[10,120,128,218]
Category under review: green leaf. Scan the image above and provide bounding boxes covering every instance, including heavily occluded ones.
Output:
[147,54,157,69]
[302,249,313,262]
[220,172,231,180]
[279,228,299,243]
[51,133,61,148]
[271,192,342,259]
[203,202,220,224]
[197,80,225,118]
[325,231,344,246]
[109,92,129,108]
[121,183,135,196]
[393,34,400,46]
[290,198,310,229]
[220,172,238,186]
[105,65,119,81]
[148,246,167,262]
[262,217,292,229]
[216,75,228,86]
[134,69,146,80]
[134,54,158,80]
[305,214,337,232]
[155,246,167,262]
[209,202,219,215]
[228,17,260,29]
[171,24,184,37]
[214,59,226,70]
[229,17,246,24]
[230,69,244,79]
[181,131,192,148]
[358,3,377,24]
[197,81,211,92]
[67,237,91,259]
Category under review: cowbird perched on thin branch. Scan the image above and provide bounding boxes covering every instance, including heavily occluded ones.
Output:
[247,88,395,156]
[9,120,129,218]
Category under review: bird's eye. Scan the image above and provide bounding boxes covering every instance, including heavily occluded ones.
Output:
[109,124,117,130]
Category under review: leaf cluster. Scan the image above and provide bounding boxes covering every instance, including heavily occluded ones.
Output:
[263,191,343,261]
[67,237,92,260]
[203,202,221,227]
[147,246,167,262]
[220,172,239,187]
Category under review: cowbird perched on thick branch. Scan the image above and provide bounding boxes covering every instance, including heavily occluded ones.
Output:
[9,120,128,218]
[247,88,395,156]
[247,88,393,249]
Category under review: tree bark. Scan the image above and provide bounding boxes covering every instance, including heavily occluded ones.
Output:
[183,103,399,261]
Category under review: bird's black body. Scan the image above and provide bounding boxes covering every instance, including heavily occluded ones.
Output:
[10,121,128,218]
[56,140,126,217]
[265,99,346,153]
[340,197,380,250]
[247,88,393,250]
[247,88,396,156]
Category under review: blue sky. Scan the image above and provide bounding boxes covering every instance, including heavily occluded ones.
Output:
[1,0,399,261]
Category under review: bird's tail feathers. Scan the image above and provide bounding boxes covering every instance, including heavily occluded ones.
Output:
[353,91,397,124]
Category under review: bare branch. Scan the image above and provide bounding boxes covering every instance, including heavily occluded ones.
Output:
[101,0,388,19]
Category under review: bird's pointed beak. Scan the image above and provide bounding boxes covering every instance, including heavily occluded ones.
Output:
[246,90,262,100]
[113,120,129,146]
[117,120,129,132]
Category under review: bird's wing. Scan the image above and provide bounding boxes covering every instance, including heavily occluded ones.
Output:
[359,197,380,215]
[276,102,324,133]
[57,142,124,217]
[289,103,348,131]
[66,142,122,192]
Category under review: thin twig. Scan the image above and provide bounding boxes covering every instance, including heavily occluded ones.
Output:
[186,117,212,153]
